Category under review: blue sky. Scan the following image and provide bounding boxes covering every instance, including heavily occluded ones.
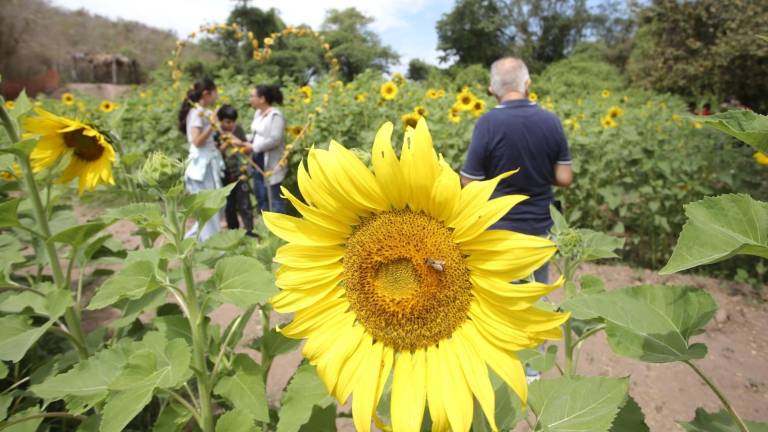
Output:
[51,0,454,72]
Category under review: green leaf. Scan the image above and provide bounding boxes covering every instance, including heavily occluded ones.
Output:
[491,371,526,430]
[31,339,138,413]
[696,110,768,153]
[153,400,192,432]
[518,345,558,373]
[215,410,261,432]
[110,288,167,329]
[550,204,569,233]
[88,260,160,309]
[153,315,192,344]
[0,362,7,379]
[48,222,109,247]
[277,363,335,432]
[183,183,236,227]
[661,194,768,274]
[0,394,12,421]
[214,354,269,422]
[562,285,717,363]
[3,406,43,432]
[103,202,164,230]
[76,415,101,432]
[679,408,768,432]
[0,139,37,158]
[529,376,628,432]
[0,198,21,228]
[580,274,606,295]
[0,234,24,277]
[252,327,301,358]
[579,229,624,261]
[101,337,191,432]
[214,256,277,307]
[203,229,247,250]
[298,404,337,432]
[0,315,53,362]
[610,396,649,432]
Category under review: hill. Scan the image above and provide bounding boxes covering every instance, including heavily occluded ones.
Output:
[0,0,214,83]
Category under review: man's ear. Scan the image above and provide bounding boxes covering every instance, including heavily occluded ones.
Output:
[525,79,532,93]
[487,86,494,97]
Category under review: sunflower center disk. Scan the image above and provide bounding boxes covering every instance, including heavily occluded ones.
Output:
[343,209,473,352]
[64,130,104,162]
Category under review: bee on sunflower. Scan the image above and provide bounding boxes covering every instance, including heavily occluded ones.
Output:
[99,100,117,113]
[380,81,398,101]
[22,108,115,193]
[61,92,76,106]
[264,118,568,432]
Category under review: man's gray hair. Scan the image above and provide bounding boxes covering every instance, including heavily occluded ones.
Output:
[490,57,530,96]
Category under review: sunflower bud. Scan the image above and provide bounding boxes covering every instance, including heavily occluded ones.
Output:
[138,152,183,189]
[557,229,584,261]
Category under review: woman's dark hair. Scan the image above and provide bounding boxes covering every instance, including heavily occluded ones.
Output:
[255,84,283,105]
[178,77,217,133]
[216,104,238,121]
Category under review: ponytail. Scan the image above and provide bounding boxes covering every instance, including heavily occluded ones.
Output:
[178,77,217,134]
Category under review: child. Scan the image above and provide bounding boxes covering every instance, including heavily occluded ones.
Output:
[215,104,256,237]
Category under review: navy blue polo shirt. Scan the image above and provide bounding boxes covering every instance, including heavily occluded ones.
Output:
[460,99,571,235]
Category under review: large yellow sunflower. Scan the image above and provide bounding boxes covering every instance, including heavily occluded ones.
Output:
[264,118,568,432]
[380,81,398,101]
[22,108,115,193]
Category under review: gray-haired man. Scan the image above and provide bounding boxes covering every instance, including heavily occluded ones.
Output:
[460,57,573,284]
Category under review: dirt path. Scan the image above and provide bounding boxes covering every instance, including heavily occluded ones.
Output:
[90,219,768,431]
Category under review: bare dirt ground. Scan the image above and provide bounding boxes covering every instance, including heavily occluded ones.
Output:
[85,218,768,431]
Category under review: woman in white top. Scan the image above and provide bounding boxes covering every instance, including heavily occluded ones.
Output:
[249,85,287,213]
[178,78,224,240]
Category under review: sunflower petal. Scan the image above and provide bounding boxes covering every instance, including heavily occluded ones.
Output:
[280,187,352,236]
[447,170,517,228]
[465,321,528,405]
[429,157,461,222]
[453,327,498,432]
[279,298,348,339]
[328,140,389,211]
[335,333,372,403]
[438,338,474,432]
[371,122,406,209]
[263,212,345,246]
[270,281,342,312]
[392,350,427,432]
[352,340,386,432]
[426,346,450,432]
[452,195,528,243]
[274,243,345,268]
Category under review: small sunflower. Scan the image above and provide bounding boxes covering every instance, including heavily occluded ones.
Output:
[0,163,22,182]
[3,100,14,110]
[607,106,624,118]
[691,120,703,129]
[392,72,405,85]
[380,81,398,101]
[264,37,274,46]
[401,112,421,129]
[426,89,439,99]
[528,92,538,103]
[300,86,313,104]
[455,90,475,111]
[753,151,768,166]
[471,99,486,117]
[601,89,611,98]
[600,115,618,129]
[564,117,580,131]
[99,100,117,113]
[61,93,76,106]
[355,93,367,103]
[448,107,461,124]
[436,89,446,98]
[22,108,115,193]
[414,105,428,117]
[287,125,304,139]
[264,118,567,432]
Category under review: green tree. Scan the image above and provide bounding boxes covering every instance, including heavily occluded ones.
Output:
[626,0,768,111]
[435,0,509,66]
[320,8,400,82]
[406,59,439,81]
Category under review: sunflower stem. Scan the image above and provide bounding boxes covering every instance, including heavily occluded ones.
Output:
[0,103,89,360]
[169,197,215,432]
[684,360,750,432]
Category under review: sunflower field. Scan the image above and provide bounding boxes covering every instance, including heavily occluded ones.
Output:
[0,25,767,432]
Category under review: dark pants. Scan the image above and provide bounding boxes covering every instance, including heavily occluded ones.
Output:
[253,173,286,214]
[224,179,254,233]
